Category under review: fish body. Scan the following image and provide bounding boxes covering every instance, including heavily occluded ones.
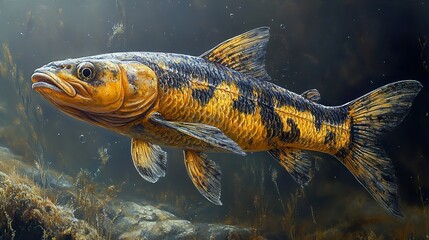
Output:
[32,27,422,217]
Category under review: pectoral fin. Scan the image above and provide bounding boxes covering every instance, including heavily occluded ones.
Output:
[301,89,321,102]
[184,150,222,205]
[131,138,167,183]
[268,148,314,186]
[149,112,245,155]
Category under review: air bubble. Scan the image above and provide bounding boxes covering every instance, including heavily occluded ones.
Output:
[79,134,86,144]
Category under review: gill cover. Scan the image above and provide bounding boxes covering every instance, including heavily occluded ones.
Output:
[116,61,159,119]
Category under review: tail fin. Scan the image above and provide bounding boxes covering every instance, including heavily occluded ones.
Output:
[336,80,422,217]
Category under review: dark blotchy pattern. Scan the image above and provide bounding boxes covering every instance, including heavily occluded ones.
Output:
[232,80,257,114]
[192,88,215,106]
[324,131,336,145]
[232,96,256,114]
[281,118,301,143]
[107,52,349,141]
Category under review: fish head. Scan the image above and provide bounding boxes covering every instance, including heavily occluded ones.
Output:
[32,58,125,113]
[31,56,159,127]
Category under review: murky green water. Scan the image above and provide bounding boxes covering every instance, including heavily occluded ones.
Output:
[0,0,428,239]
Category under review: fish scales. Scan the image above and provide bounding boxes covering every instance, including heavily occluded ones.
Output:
[31,27,422,216]
[127,52,350,154]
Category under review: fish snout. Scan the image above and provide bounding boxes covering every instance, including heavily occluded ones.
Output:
[31,68,76,97]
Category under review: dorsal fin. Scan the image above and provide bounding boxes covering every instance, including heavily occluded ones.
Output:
[301,89,321,102]
[200,27,271,81]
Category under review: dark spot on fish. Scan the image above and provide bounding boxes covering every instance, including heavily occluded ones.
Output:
[127,72,137,85]
[192,88,215,105]
[258,92,281,140]
[126,72,138,93]
[90,79,104,87]
[233,96,256,114]
[258,91,301,143]
[110,68,119,78]
[280,118,300,143]
[233,80,256,114]
[159,67,188,89]
[324,131,336,145]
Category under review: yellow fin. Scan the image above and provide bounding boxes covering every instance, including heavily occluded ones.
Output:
[336,80,422,217]
[200,27,270,81]
[268,148,314,186]
[131,138,167,183]
[184,151,222,205]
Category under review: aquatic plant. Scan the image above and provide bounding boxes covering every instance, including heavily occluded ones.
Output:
[33,153,50,195]
[271,167,287,215]
[2,43,16,80]
[284,188,304,240]
[0,170,100,239]
[73,168,123,239]
[0,43,45,163]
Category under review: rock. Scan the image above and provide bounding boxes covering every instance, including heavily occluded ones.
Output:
[108,200,259,240]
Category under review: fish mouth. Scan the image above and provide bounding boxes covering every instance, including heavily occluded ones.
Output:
[31,71,76,97]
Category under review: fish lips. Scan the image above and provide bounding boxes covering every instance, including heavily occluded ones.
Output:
[31,70,76,97]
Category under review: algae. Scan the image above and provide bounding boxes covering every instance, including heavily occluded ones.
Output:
[0,171,100,239]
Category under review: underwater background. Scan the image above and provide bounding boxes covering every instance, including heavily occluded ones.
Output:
[0,0,428,239]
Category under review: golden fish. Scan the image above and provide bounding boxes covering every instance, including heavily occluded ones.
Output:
[31,27,422,217]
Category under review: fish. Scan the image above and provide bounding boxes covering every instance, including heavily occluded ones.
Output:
[31,27,422,217]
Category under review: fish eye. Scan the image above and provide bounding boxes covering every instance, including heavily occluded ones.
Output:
[77,62,96,81]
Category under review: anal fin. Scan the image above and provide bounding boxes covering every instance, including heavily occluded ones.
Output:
[184,151,222,205]
[131,138,167,183]
[268,148,314,186]
[149,112,245,155]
